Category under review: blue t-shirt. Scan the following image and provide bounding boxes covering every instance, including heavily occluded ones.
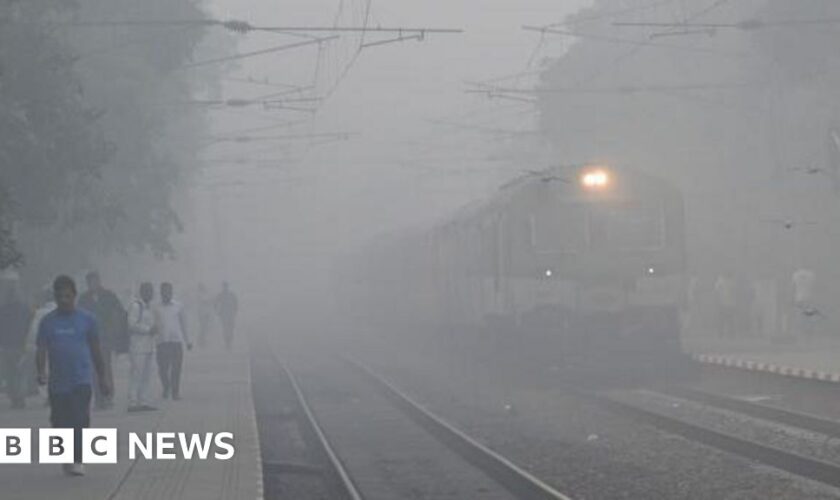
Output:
[37,308,99,394]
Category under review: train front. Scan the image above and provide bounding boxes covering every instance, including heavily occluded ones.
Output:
[511,166,687,377]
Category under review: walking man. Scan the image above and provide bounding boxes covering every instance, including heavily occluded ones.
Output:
[127,283,157,412]
[0,286,31,408]
[214,282,238,351]
[714,273,738,338]
[195,283,213,349]
[78,271,125,409]
[36,275,110,476]
[792,267,818,338]
[155,282,191,400]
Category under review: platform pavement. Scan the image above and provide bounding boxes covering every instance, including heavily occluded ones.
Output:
[0,345,263,500]
[684,334,840,382]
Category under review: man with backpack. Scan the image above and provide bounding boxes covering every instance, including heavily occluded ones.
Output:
[78,271,125,410]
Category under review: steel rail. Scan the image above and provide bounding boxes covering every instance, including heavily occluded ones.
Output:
[282,365,365,500]
[590,393,840,489]
[346,358,573,500]
[655,386,840,440]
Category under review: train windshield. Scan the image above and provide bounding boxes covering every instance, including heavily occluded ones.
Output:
[531,203,587,253]
[593,202,665,250]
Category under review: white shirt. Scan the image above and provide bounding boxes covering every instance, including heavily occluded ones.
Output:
[793,268,816,303]
[128,299,156,354]
[714,276,737,308]
[155,300,187,344]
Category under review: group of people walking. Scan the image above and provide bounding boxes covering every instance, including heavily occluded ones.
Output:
[0,272,239,476]
[0,272,239,412]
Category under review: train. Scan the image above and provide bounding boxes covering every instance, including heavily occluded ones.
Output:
[338,164,688,378]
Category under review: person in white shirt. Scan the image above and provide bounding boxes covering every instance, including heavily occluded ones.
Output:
[714,274,738,338]
[127,283,157,412]
[793,268,816,306]
[155,282,192,400]
[792,268,818,338]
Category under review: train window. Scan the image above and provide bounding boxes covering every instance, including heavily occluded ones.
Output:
[594,202,665,250]
[530,203,587,253]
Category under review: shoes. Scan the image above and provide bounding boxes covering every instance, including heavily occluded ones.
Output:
[172,395,182,401]
[95,400,114,410]
[162,389,170,399]
[62,463,84,476]
[128,404,158,412]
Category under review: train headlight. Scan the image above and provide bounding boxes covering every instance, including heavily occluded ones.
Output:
[544,269,553,278]
[581,168,610,190]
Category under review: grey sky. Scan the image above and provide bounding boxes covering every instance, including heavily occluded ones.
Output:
[195,1,591,313]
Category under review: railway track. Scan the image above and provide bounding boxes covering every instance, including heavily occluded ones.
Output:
[254,346,573,500]
[251,347,359,500]
[258,345,840,498]
[281,364,364,500]
[343,358,572,500]
[656,385,840,439]
[587,388,840,490]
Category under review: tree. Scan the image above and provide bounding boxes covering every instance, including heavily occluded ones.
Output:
[0,0,234,286]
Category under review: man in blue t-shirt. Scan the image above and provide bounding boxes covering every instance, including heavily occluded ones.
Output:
[36,275,110,477]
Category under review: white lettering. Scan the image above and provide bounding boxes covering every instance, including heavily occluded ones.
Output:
[214,432,235,460]
[0,429,30,464]
[82,429,117,463]
[156,432,176,459]
[128,432,153,460]
[178,433,214,460]
[39,429,73,464]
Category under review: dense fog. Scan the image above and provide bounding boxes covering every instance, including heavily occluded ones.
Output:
[2,0,839,359]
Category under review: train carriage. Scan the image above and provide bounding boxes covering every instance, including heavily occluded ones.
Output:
[340,164,688,376]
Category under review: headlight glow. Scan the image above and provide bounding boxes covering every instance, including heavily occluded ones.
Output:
[581,169,610,189]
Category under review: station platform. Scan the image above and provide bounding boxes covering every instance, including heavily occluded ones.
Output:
[684,335,840,383]
[0,344,263,500]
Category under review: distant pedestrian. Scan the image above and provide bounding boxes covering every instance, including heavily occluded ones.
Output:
[792,267,818,338]
[0,286,31,408]
[214,282,238,351]
[195,283,213,349]
[155,282,191,400]
[714,274,738,338]
[36,275,110,476]
[751,278,779,338]
[78,271,125,409]
[127,283,157,412]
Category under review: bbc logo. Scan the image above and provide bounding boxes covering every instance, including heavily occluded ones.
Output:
[0,429,117,464]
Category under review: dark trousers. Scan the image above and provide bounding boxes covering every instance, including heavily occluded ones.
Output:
[49,385,92,464]
[0,349,24,406]
[221,319,235,350]
[92,346,114,408]
[156,342,183,398]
